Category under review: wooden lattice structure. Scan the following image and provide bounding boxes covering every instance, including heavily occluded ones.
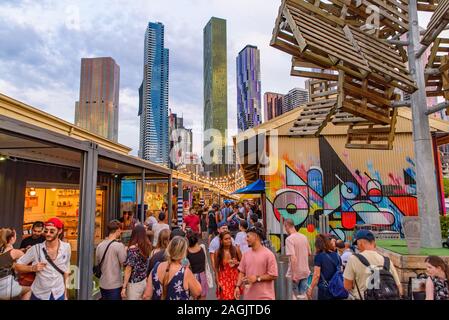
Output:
[425,38,449,105]
[273,0,415,150]
[290,73,399,149]
[421,0,449,46]
[271,0,416,93]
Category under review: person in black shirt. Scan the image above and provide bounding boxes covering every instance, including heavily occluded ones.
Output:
[20,221,45,251]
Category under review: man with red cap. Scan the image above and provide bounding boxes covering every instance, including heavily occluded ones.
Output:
[16,217,71,300]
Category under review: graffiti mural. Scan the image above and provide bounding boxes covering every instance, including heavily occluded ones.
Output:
[267,137,418,249]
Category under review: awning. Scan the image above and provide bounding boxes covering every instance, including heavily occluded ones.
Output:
[233,179,265,194]
[237,193,261,200]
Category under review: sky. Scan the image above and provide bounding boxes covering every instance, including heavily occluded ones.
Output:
[0,0,307,156]
[0,1,437,157]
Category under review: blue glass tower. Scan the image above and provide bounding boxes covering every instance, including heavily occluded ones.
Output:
[138,22,169,166]
[237,45,261,132]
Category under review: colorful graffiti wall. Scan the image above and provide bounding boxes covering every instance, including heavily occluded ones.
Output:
[266,137,419,251]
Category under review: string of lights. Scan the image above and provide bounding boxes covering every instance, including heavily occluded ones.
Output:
[178,167,246,194]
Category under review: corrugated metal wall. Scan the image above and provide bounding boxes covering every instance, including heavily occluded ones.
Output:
[265,132,426,252]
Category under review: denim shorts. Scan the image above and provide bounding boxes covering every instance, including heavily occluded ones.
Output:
[292,278,309,296]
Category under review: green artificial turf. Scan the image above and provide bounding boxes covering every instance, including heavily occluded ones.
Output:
[377,239,449,256]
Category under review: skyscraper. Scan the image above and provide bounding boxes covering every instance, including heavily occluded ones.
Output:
[264,92,284,122]
[203,17,227,176]
[75,57,120,142]
[283,88,309,113]
[169,112,193,169]
[138,22,169,166]
[237,45,262,132]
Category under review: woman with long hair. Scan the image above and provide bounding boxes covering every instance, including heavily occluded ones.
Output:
[307,234,342,300]
[0,228,31,300]
[121,225,152,300]
[143,236,201,300]
[148,229,171,274]
[186,230,209,300]
[214,231,242,300]
[425,255,449,300]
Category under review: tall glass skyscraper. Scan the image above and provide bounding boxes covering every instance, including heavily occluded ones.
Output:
[138,22,169,166]
[237,45,261,132]
[203,17,227,176]
[75,57,120,142]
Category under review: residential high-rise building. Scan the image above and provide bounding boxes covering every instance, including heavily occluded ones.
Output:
[138,22,169,166]
[237,45,262,132]
[75,57,120,142]
[203,17,227,176]
[264,92,284,122]
[169,112,193,169]
[283,88,309,113]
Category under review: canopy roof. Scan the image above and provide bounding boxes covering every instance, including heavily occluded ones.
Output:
[233,179,265,194]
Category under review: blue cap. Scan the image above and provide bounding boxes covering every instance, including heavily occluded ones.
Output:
[352,230,375,245]
[217,221,227,228]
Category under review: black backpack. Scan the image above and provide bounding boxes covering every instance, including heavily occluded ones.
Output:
[208,211,217,229]
[353,253,400,300]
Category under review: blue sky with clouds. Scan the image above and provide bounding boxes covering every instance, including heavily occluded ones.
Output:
[0,1,436,156]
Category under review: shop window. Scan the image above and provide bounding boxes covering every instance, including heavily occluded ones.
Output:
[23,184,105,259]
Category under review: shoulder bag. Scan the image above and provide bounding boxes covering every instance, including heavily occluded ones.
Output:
[42,247,66,277]
[92,240,116,279]
[200,244,214,289]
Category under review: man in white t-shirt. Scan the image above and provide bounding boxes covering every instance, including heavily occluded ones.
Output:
[151,212,169,246]
[235,220,249,254]
[209,222,235,268]
[144,212,158,230]
[16,218,71,300]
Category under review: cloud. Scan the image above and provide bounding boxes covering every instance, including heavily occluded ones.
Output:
[5,0,417,157]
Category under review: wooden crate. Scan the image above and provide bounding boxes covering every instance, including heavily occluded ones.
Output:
[292,74,399,149]
[340,0,409,38]
[290,99,339,136]
[345,107,398,150]
[421,0,449,46]
[290,77,338,136]
[339,73,397,125]
[271,0,416,93]
[425,38,449,113]
[418,0,443,11]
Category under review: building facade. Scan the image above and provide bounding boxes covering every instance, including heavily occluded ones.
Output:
[204,17,227,176]
[75,57,120,142]
[138,22,169,166]
[235,107,449,254]
[237,45,262,132]
[283,88,309,113]
[169,112,193,169]
[264,92,284,122]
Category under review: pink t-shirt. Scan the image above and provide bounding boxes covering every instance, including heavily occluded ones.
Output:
[238,246,278,300]
[285,233,311,280]
[184,214,200,233]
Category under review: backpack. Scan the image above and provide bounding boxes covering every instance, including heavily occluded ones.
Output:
[353,253,400,300]
[221,207,231,222]
[228,214,239,231]
[321,253,349,299]
[208,211,217,229]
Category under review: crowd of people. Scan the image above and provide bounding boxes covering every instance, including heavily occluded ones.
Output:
[0,200,448,301]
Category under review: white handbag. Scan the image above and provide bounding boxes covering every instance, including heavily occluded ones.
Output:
[200,244,214,289]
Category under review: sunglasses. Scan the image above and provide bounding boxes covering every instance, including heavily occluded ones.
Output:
[43,229,57,235]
